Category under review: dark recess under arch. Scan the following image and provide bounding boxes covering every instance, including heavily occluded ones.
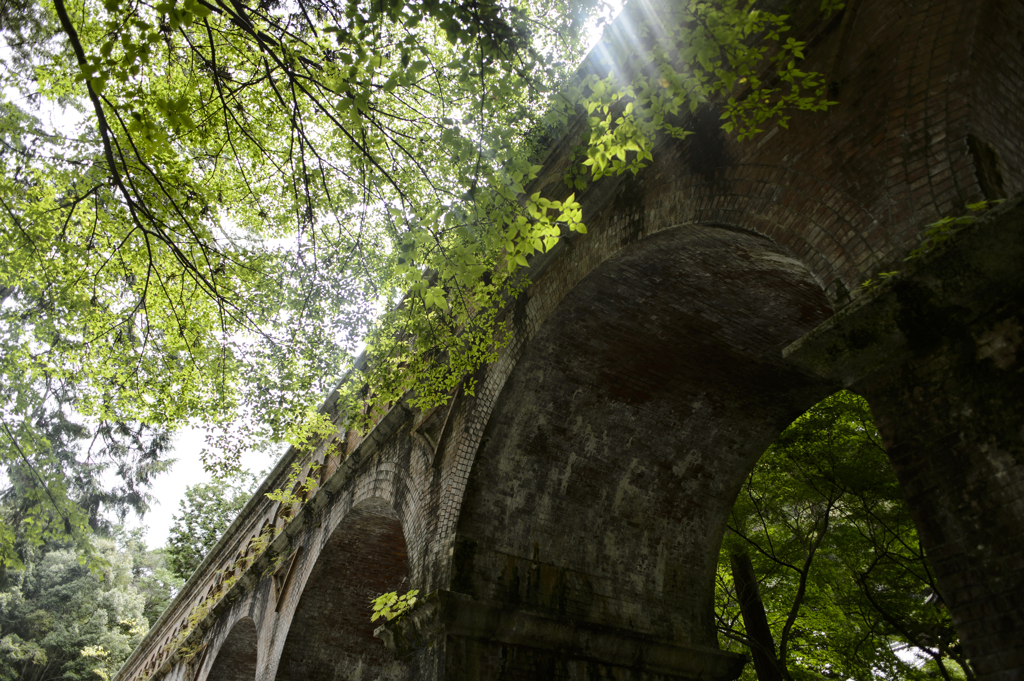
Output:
[274,498,411,681]
[205,617,258,681]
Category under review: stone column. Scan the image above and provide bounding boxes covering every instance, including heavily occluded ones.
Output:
[785,196,1024,679]
[376,590,746,681]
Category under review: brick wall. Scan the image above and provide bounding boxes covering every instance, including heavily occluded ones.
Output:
[273,500,410,680]
[447,225,834,663]
[204,618,257,681]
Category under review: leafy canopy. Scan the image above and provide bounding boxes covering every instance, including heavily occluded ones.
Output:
[716,391,973,680]
[2,0,841,553]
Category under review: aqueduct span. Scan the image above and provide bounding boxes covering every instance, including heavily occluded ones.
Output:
[118,0,1024,677]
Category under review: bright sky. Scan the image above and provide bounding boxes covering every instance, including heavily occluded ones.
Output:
[125,427,284,549]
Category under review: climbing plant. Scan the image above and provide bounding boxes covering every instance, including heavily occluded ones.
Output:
[370,589,420,623]
[861,199,1005,290]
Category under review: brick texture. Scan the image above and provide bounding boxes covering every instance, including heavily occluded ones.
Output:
[449,226,833,656]
[273,500,410,681]
[203,618,257,681]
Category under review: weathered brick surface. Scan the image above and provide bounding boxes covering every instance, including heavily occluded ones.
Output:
[114,0,1024,679]
[447,226,833,657]
[203,618,258,681]
[785,196,1024,679]
[272,500,410,681]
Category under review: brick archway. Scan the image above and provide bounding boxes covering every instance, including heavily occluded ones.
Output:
[445,224,834,676]
[273,497,411,681]
[111,0,1024,678]
[200,617,257,681]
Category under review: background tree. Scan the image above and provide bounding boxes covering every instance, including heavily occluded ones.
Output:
[0,357,173,570]
[164,477,252,581]
[716,391,972,680]
[117,529,184,627]
[0,532,177,681]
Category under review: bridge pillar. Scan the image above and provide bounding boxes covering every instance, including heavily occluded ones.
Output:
[785,195,1024,679]
[377,590,745,680]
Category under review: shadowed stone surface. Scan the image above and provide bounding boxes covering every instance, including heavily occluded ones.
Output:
[274,499,410,681]
[451,226,833,664]
[205,618,257,681]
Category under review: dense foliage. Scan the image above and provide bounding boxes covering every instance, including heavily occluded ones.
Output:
[716,391,972,680]
[0,373,172,570]
[164,478,252,581]
[1,0,840,558]
[0,532,181,681]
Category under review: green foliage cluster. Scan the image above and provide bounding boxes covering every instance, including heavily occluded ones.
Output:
[568,0,840,184]
[862,199,1004,290]
[0,370,173,570]
[717,391,972,680]
[0,531,181,681]
[370,588,420,623]
[904,199,1003,261]
[264,459,320,508]
[164,477,253,581]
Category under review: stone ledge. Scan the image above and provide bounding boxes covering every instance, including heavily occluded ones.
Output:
[376,590,746,680]
[783,193,1024,385]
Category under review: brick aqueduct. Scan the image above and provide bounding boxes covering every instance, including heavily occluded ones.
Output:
[117,0,1024,678]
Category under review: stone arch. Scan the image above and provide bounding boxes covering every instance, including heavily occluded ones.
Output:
[273,497,411,681]
[431,188,848,560]
[447,223,835,665]
[200,616,258,681]
[652,166,888,302]
[349,446,428,586]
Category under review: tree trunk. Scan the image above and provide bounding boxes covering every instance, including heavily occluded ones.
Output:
[731,550,784,681]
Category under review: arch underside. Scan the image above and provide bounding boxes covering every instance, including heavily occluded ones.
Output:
[274,498,410,681]
[204,617,258,681]
[453,224,835,652]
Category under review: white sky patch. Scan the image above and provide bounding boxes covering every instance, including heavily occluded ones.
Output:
[122,426,283,549]
[586,0,626,51]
